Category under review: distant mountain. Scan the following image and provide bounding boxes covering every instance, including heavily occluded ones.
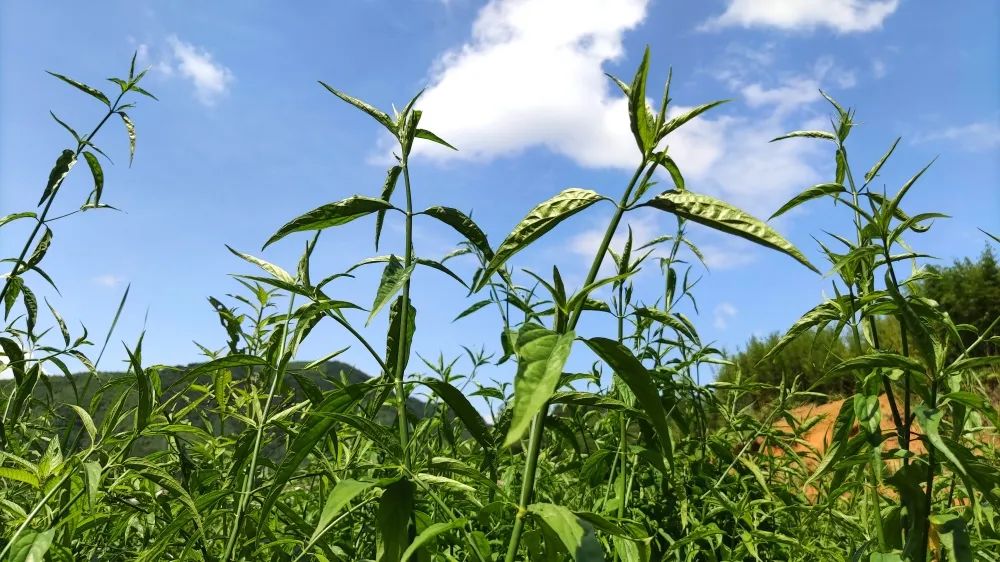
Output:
[2,360,433,457]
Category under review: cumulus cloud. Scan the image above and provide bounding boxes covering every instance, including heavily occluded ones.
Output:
[411,0,648,168]
[165,36,234,105]
[702,0,900,33]
[913,120,1000,152]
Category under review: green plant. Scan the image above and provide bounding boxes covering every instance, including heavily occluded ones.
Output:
[1,49,996,562]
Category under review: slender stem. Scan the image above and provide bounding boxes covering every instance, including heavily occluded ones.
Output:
[504,159,648,562]
[395,160,416,470]
[222,295,297,561]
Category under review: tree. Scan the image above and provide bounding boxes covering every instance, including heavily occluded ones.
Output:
[921,245,1000,356]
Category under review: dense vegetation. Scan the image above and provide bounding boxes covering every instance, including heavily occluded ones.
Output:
[1,51,998,561]
[718,247,1000,406]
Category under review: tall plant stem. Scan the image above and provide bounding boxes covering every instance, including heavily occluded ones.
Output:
[395,160,416,471]
[222,295,296,561]
[504,159,648,562]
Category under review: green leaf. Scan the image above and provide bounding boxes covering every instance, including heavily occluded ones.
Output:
[769,183,845,220]
[125,340,152,433]
[915,405,967,479]
[24,228,53,271]
[422,206,493,260]
[643,190,818,273]
[627,46,654,153]
[477,188,606,291]
[830,353,925,376]
[422,379,493,450]
[47,71,110,106]
[583,337,673,464]
[929,514,972,562]
[504,324,575,447]
[226,246,295,284]
[658,100,729,141]
[257,382,370,535]
[770,130,837,143]
[758,300,842,364]
[39,149,76,206]
[401,518,468,562]
[453,299,491,322]
[634,307,699,345]
[415,128,457,150]
[0,212,36,229]
[82,151,104,204]
[865,137,901,183]
[527,503,605,562]
[319,81,395,132]
[69,404,97,445]
[0,467,39,488]
[375,165,402,250]
[385,295,416,381]
[377,479,415,562]
[84,461,101,506]
[9,528,55,562]
[125,458,204,527]
[166,354,268,392]
[369,256,415,323]
[310,479,377,544]
[652,152,685,190]
[118,112,136,165]
[265,196,394,248]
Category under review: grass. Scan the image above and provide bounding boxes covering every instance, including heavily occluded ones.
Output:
[1,49,998,562]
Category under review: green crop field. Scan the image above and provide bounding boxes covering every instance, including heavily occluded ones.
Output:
[1,44,998,562]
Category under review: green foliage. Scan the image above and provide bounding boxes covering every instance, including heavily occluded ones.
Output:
[922,246,1000,356]
[1,52,997,562]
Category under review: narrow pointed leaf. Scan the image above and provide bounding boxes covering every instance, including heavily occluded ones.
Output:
[422,379,492,450]
[319,81,394,132]
[477,188,606,291]
[82,151,104,204]
[226,246,295,284]
[659,100,729,140]
[401,519,468,562]
[769,183,845,220]
[770,130,837,143]
[375,165,402,250]
[583,337,673,463]
[422,206,493,260]
[266,196,394,248]
[47,71,110,106]
[865,137,901,183]
[377,479,415,562]
[369,257,415,323]
[644,190,818,273]
[415,128,457,150]
[39,149,76,206]
[118,112,136,165]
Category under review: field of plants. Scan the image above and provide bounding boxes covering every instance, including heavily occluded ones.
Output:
[1,49,998,561]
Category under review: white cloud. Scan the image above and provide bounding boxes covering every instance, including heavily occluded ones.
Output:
[713,302,738,329]
[165,35,234,105]
[411,0,648,168]
[913,120,1000,152]
[93,274,125,288]
[702,0,900,33]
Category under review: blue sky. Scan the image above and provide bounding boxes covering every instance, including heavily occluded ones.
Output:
[1,0,998,391]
